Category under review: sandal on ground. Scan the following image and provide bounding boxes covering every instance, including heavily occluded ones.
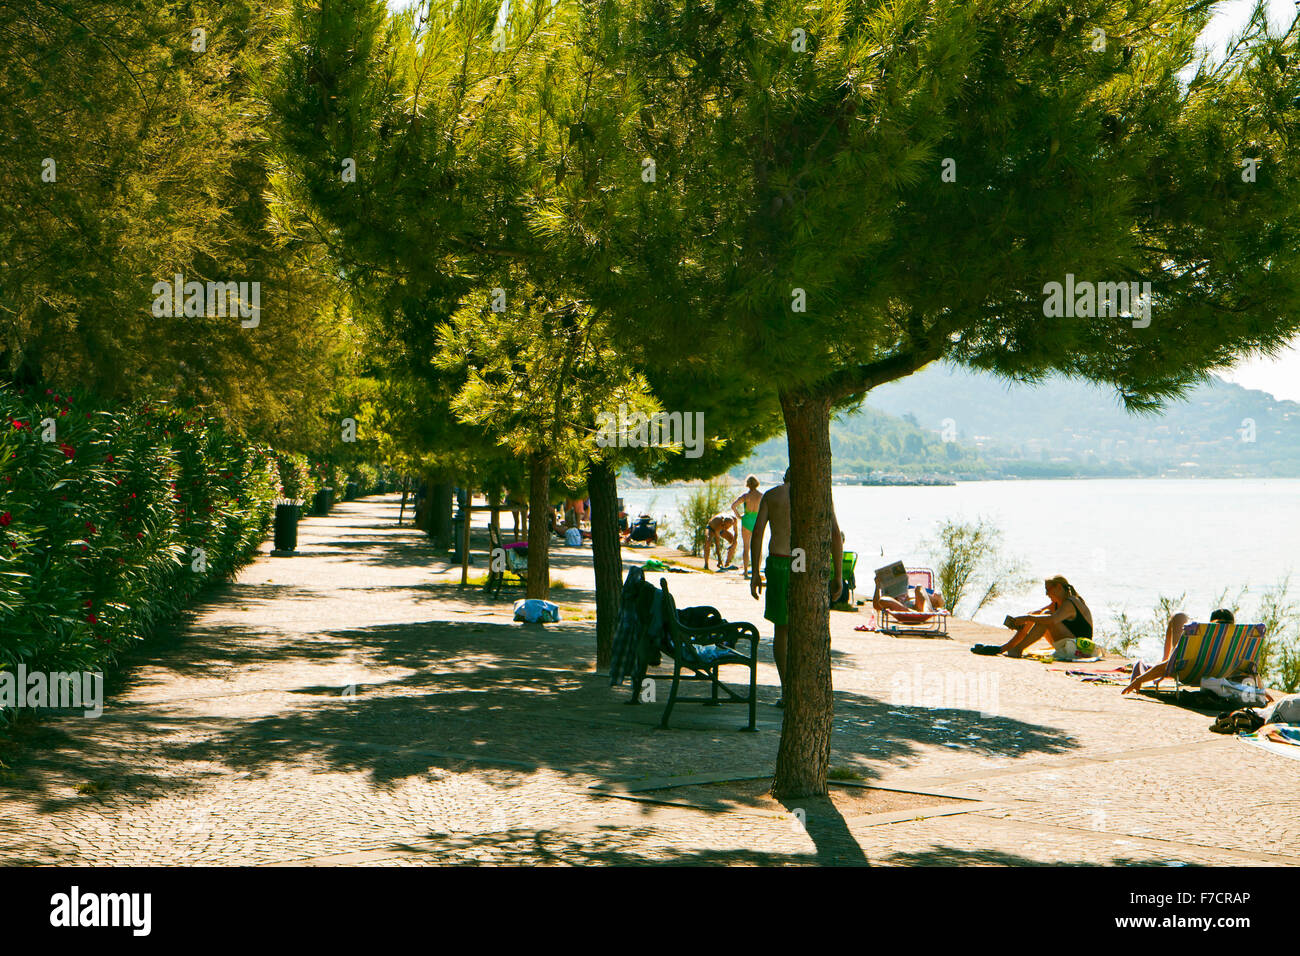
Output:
[970,644,1002,656]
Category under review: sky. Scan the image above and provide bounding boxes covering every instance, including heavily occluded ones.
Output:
[388,0,1299,398]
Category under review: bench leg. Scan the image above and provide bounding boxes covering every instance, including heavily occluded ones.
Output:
[707,667,721,706]
[660,663,683,728]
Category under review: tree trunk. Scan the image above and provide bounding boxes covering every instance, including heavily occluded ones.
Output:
[586,457,622,672]
[526,452,551,599]
[488,488,501,537]
[772,388,835,799]
[429,481,454,549]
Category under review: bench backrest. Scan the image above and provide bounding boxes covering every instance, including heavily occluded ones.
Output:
[658,581,727,656]
[1171,622,1266,684]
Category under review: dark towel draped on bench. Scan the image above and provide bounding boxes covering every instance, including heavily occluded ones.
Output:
[610,566,656,686]
[610,566,739,685]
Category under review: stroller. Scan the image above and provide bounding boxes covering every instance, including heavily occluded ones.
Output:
[624,515,658,546]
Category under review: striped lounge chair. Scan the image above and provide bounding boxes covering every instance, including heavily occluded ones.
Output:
[1160,621,1267,697]
[878,568,950,638]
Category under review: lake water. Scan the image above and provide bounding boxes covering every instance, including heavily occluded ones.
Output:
[620,479,1300,659]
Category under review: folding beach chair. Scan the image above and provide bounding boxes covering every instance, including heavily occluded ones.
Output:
[834,551,858,605]
[1157,621,1267,698]
[877,567,950,638]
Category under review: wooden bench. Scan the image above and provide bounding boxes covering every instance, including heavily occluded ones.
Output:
[655,579,759,731]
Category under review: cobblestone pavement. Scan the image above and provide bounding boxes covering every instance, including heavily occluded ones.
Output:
[1,495,1297,865]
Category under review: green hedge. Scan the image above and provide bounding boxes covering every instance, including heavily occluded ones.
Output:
[273,451,319,503]
[0,385,278,697]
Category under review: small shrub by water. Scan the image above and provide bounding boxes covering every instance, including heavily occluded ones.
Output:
[676,480,733,556]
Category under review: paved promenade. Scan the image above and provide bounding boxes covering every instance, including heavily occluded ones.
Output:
[1,494,1296,865]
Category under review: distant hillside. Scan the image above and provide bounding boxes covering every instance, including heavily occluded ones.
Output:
[734,364,1300,479]
[738,404,993,480]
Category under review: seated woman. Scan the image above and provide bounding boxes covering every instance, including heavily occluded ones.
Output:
[971,575,1092,657]
[1121,608,1233,695]
[874,582,945,617]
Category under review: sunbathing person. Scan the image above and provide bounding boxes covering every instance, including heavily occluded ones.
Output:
[874,582,945,616]
[1122,608,1233,695]
[971,575,1092,657]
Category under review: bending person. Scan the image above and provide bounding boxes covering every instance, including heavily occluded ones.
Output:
[971,575,1092,658]
[1122,608,1233,695]
[703,513,738,570]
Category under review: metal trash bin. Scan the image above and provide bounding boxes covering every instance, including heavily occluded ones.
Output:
[451,514,465,561]
[272,500,302,555]
[312,486,335,516]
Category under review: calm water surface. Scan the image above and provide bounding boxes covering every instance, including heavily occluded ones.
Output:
[620,479,1300,659]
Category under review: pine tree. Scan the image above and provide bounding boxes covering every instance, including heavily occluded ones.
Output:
[572,0,1300,796]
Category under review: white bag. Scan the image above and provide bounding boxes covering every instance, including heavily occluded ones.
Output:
[565,527,582,546]
[1051,638,1076,662]
[1200,676,1267,707]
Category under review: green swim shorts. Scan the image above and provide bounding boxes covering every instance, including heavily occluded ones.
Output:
[741,511,758,532]
[764,554,791,626]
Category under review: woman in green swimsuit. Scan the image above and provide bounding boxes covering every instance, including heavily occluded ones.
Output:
[732,475,763,579]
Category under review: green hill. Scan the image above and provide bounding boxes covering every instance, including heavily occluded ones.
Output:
[733,364,1300,480]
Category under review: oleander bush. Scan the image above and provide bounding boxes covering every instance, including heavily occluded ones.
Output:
[350,463,380,495]
[273,452,319,503]
[0,385,278,703]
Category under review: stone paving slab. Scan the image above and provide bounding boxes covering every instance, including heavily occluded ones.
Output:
[0,494,1296,866]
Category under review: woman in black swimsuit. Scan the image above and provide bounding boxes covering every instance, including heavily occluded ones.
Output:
[972,575,1093,658]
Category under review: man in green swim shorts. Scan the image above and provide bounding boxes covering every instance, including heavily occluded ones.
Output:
[749,469,842,706]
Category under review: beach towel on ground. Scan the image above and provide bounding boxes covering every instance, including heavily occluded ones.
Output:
[1054,664,1131,685]
[1028,652,1102,665]
[1238,725,1300,762]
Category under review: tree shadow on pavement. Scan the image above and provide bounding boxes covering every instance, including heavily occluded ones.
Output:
[881,845,1201,867]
